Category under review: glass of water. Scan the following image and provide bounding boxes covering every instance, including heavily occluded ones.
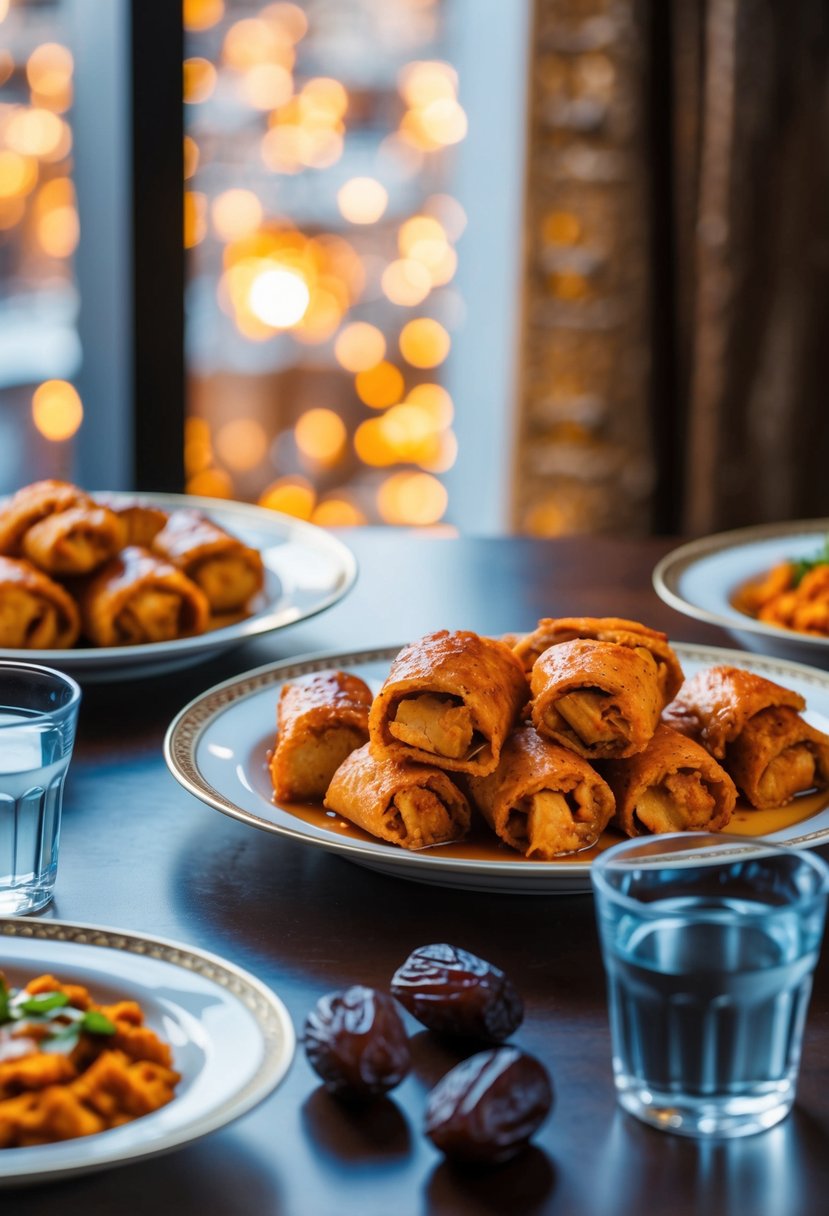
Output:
[592,832,829,1138]
[0,661,81,915]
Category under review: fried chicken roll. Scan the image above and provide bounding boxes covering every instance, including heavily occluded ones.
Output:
[78,546,209,646]
[723,707,829,808]
[97,497,169,548]
[514,616,684,704]
[21,504,127,576]
[368,630,529,777]
[601,724,737,836]
[0,556,80,648]
[663,665,808,758]
[324,742,471,850]
[466,725,615,859]
[0,480,90,556]
[530,638,662,760]
[270,670,373,802]
[152,509,264,613]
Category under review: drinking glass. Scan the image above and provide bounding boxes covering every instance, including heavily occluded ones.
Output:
[592,832,829,1138]
[0,661,81,915]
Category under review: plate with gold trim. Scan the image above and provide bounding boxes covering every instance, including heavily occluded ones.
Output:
[164,642,829,896]
[0,919,294,1186]
[0,492,357,684]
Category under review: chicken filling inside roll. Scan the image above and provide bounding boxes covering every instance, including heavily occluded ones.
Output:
[189,556,262,613]
[729,707,829,806]
[282,727,369,801]
[115,589,186,644]
[630,770,716,835]
[544,688,631,755]
[0,588,62,648]
[388,693,480,760]
[387,787,459,846]
[506,782,600,857]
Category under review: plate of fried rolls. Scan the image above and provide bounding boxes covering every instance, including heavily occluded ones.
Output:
[0,480,357,682]
[654,520,829,668]
[165,618,829,893]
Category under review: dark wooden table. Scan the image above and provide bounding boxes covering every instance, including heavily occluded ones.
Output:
[13,532,829,1215]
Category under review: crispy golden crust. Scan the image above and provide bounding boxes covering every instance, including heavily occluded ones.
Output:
[662,665,806,759]
[78,545,209,646]
[324,742,471,850]
[530,637,662,759]
[96,498,170,548]
[0,480,91,556]
[467,725,615,858]
[270,671,373,801]
[368,630,529,776]
[21,504,127,576]
[0,555,80,648]
[723,706,829,808]
[152,509,265,612]
[514,616,684,703]
[600,723,737,836]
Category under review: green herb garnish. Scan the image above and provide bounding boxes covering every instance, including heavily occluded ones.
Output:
[792,536,829,586]
[0,977,116,1050]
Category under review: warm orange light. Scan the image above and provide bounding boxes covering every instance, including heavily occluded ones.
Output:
[259,477,316,519]
[224,18,294,70]
[183,0,225,31]
[0,151,38,199]
[381,259,431,307]
[405,383,454,427]
[0,51,13,88]
[398,61,458,108]
[0,1,9,21]
[337,177,388,225]
[37,204,79,258]
[293,288,343,344]
[212,189,263,241]
[311,498,366,528]
[549,271,590,301]
[183,135,200,180]
[419,429,458,473]
[354,418,396,467]
[300,77,348,122]
[26,44,73,102]
[31,380,83,442]
[248,266,310,327]
[417,98,468,146]
[5,108,66,158]
[242,63,293,110]
[262,125,343,173]
[0,198,24,229]
[186,468,234,499]
[335,322,386,373]
[398,215,445,256]
[183,58,217,104]
[543,210,582,245]
[399,318,450,369]
[262,3,309,43]
[379,404,438,463]
[215,418,268,472]
[355,361,405,409]
[184,416,213,477]
[184,191,208,248]
[377,472,447,525]
[295,408,347,465]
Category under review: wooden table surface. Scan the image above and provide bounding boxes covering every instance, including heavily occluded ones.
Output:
[11,531,829,1216]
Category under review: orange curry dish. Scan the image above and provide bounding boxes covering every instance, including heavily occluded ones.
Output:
[0,973,180,1148]
[733,540,829,636]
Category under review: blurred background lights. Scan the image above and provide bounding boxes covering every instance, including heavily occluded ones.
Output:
[337,177,388,225]
[248,266,310,327]
[215,417,268,471]
[183,0,226,32]
[377,471,448,525]
[334,322,386,372]
[31,380,83,442]
[295,408,347,465]
[399,317,451,368]
[259,476,316,519]
[355,361,405,408]
[183,57,217,103]
[211,189,263,241]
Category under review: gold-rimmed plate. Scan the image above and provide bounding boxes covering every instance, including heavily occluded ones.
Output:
[164,642,829,896]
[0,918,294,1187]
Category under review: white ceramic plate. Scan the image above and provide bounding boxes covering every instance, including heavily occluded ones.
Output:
[0,492,357,683]
[0,917,295,1187]
[164,642,829,896]
[653,520,829,668]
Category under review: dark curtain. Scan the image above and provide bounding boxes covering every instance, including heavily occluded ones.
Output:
[669,0,829,535]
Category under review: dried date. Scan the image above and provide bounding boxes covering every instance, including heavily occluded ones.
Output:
[303,985,411,1100]
[390,943,523,1043]
[424,1046,553,1165]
